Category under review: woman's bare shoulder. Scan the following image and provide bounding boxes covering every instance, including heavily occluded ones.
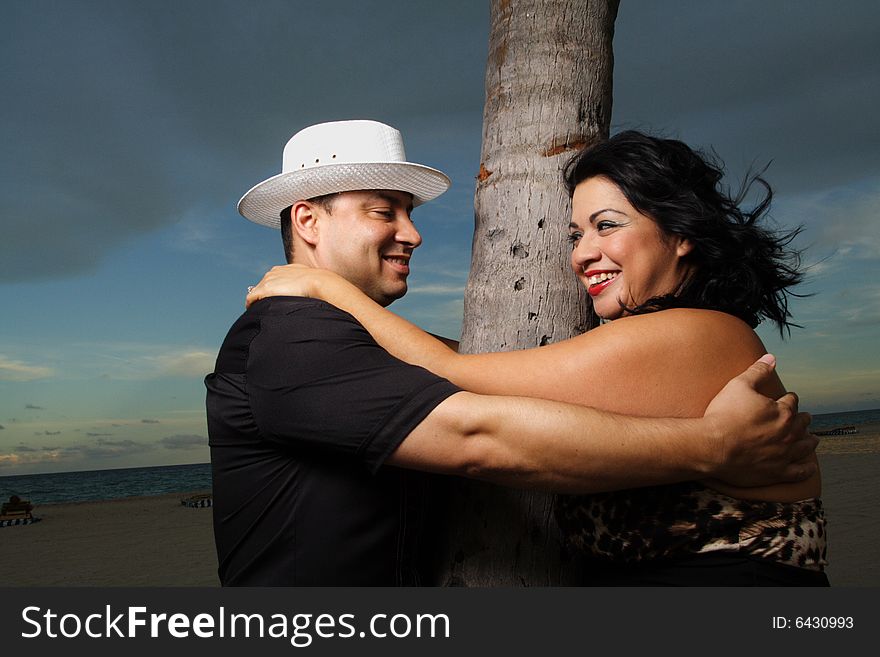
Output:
[565,309,768,396]
[546,310,761,415]
[604,307,753,331]
[592,308,764,354]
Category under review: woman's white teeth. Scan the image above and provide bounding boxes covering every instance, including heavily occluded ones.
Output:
[587,272,618,285]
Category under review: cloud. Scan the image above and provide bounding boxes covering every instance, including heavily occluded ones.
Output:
[25,404,45,410]
[165,205,283,275]
[92,438,148,450]
[154,351,216,378]
[779,274,880,337]
[77,440,156,459]
[0,356,54,382]
[0,437,158,470]
[779,182,880,264]
[0,2,488,282]
[84,344,216,380]
[833,289,880,328]
[1,1,877,287]
[160,434,207,450]
[613,1,880,194]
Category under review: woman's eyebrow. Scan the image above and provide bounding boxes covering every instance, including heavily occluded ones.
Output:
[589,208,627,224]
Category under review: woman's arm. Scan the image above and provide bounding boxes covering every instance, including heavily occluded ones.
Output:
[246,265,819,501]
[247,267,765,414]
[247,265,463,372]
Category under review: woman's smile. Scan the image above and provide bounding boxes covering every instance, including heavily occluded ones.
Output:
[584,270,620,297]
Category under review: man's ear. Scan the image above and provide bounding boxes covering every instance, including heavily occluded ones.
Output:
[291,200,320,247]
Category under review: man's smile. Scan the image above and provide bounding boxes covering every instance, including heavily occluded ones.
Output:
[382,254,411,274]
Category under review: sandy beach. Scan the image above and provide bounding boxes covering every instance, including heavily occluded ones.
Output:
[1,424,877,587]
[814,421,880,586]
[0,492,219,586]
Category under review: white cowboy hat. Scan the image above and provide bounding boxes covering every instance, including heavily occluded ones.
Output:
[238,120,451,228]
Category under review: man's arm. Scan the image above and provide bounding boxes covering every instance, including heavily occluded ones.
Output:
[389,356,816,493]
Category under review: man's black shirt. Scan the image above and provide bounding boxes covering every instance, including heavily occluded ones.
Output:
[205,297,459,585]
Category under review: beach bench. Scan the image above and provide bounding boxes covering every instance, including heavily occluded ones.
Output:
[0,496,39,527]
[1,496,33,518]
[180,493,213,508]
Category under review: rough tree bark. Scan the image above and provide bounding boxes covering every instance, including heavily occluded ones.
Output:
[429,0,619,586]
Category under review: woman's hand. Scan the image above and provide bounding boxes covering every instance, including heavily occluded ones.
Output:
[246,264,346,308]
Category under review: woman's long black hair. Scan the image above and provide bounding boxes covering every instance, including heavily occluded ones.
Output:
[563,130,804,335]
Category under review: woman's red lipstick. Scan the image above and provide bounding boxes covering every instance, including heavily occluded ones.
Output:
[584,270,619,297]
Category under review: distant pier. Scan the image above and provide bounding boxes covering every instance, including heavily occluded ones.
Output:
[815,426,858,436]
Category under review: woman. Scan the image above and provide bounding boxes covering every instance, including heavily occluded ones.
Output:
[247,131,828,586]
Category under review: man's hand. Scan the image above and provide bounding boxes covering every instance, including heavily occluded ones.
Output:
[702,354,817,487]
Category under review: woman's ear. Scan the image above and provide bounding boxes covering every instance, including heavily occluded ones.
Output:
[675,237,694,258]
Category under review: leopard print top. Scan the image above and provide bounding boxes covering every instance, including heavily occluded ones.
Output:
[555,482,827,571]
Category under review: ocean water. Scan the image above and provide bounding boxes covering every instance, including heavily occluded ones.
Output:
[0,463,211,505]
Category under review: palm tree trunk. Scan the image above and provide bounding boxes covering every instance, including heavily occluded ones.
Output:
[428,0,619,586]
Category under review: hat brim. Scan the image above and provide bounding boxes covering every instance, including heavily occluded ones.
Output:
[238,162,451,228]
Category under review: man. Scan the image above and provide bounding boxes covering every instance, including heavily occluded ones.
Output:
[206,120,814,586]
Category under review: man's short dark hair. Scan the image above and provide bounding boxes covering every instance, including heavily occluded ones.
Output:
[279,193,339,263]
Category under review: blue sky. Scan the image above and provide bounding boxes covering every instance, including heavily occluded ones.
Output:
[2,1,878,475]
